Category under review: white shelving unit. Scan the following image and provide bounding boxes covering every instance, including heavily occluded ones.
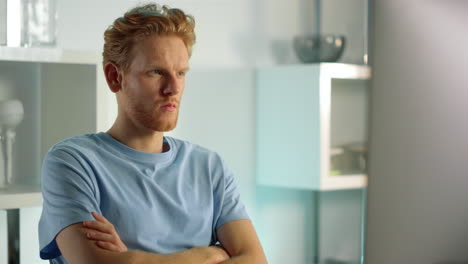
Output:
[0,47,111,209]
[256,63,371,190]
[319,64,370,190]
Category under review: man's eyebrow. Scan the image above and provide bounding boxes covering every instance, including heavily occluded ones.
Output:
[145,65,190,72]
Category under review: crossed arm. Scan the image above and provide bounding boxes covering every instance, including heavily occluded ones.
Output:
[56,212,267,264]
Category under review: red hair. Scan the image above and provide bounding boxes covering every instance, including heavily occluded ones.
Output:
[103,4,196,70]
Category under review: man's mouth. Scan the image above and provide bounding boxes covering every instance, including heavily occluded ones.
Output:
[160,103,177,112]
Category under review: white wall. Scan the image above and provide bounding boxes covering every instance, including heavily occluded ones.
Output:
[366,1,468,263]
[57,0,366,67]
[57,0,264,68]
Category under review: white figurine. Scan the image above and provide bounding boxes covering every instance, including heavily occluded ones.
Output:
[0,99,24,188]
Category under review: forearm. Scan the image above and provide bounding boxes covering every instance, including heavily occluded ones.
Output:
[215,220,267,264]
[220,254,268,264]
[90,246,228,264]
[134,246,228,264]
[58,223,229,264]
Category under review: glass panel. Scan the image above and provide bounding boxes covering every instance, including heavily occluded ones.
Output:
[330,78,369,176]
[321,0,369,65]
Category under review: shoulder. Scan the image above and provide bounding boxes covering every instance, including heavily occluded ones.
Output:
[41,134,102,187]
[45,133,103,160]
[166,136,220,157]
[166,136,227,167]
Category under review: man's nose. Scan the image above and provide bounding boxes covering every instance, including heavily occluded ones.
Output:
[161,75,182,96]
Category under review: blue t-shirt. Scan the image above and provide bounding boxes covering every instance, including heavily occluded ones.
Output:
[38,132,249,263]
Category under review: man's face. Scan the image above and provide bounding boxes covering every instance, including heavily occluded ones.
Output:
[117,34,189,132]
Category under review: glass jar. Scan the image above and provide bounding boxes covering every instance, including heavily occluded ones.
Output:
[3,0,58,47]
[20,0,58,47]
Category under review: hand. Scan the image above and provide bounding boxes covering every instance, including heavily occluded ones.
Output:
[207,245,230,263]
[82,212,128,252]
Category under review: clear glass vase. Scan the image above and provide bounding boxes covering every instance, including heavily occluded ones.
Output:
[20,0,57,47]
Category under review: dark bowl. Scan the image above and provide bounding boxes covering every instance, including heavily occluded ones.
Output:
[293,34,346,63]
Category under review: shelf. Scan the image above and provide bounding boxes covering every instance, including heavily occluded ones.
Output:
[257,174,368,191]
[0,48,111,208]
[0,46,100,64]
[0,184,42,209]
[256,63,371,191]
[321,174,367,190]
[259,63,371,79]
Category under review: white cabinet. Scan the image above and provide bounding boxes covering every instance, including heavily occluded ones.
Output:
[256,63,371,190]
[0,46,111,209]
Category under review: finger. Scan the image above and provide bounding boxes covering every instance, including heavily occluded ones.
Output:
[83,220,113,233]
[83,221,113,234]
[92,212,110,224]
[86,231,115,243]
[96,241,120,252]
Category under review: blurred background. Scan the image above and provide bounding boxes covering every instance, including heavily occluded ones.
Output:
[1,0,468,263]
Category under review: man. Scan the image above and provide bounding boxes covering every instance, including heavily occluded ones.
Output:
[38,4,267,264]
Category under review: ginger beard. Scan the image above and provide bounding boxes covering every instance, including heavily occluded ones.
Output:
[123,92,181,132]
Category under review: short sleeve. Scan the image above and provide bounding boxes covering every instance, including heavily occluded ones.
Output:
[38,147,101,260]
[212,156,250,233]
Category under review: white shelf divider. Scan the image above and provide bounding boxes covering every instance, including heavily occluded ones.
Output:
[0,185,42,209]
[0,46,100,64]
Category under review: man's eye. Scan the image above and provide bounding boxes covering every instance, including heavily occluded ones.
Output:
[177,71,186,77]
[151,70,163,75]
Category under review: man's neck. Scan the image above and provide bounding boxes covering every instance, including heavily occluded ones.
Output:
[106,117,165,154]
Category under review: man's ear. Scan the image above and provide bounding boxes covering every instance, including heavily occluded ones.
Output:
[104,62,122,93]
